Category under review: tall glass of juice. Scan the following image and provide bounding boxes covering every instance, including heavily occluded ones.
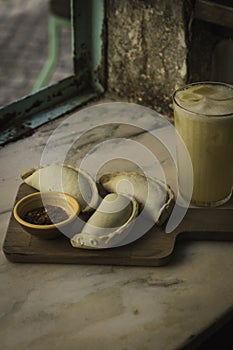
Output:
[173,81,233,206]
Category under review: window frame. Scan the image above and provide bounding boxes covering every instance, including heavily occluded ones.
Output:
[0,0,105,146]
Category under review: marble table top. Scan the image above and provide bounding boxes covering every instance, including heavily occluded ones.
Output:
[0,100,232,350]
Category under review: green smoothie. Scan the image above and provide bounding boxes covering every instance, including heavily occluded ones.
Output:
[173,82,233,206]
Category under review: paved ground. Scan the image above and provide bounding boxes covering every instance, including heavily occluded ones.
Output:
[0,0,73,107]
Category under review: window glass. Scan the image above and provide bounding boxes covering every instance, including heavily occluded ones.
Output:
[0,0,72,107]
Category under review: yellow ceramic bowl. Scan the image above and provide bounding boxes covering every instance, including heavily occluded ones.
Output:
[13,192,80,239]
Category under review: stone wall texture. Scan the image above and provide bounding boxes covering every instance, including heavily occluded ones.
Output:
[107,0,194,117]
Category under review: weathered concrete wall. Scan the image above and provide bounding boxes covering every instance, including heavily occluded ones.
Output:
[107,0,194,117]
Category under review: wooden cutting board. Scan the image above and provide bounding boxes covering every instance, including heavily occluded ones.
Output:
[2,183,233,266]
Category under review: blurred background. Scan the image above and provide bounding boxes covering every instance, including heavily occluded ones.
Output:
[0,0,73,107]
[1,0,232,115]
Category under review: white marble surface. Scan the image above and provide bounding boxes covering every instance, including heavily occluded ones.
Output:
[0,100,233,350]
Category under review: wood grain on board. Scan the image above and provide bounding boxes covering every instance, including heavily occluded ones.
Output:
[2,184,233,266]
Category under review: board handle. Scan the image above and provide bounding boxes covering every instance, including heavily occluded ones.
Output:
[172,208,233,241]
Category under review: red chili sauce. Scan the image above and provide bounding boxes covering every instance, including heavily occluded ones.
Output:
[23,205,69,225]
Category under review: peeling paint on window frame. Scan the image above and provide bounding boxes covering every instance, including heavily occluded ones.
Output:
[0,0,105,146]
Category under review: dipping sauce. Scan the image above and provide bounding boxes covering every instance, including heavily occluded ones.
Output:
[23,205,69,225]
